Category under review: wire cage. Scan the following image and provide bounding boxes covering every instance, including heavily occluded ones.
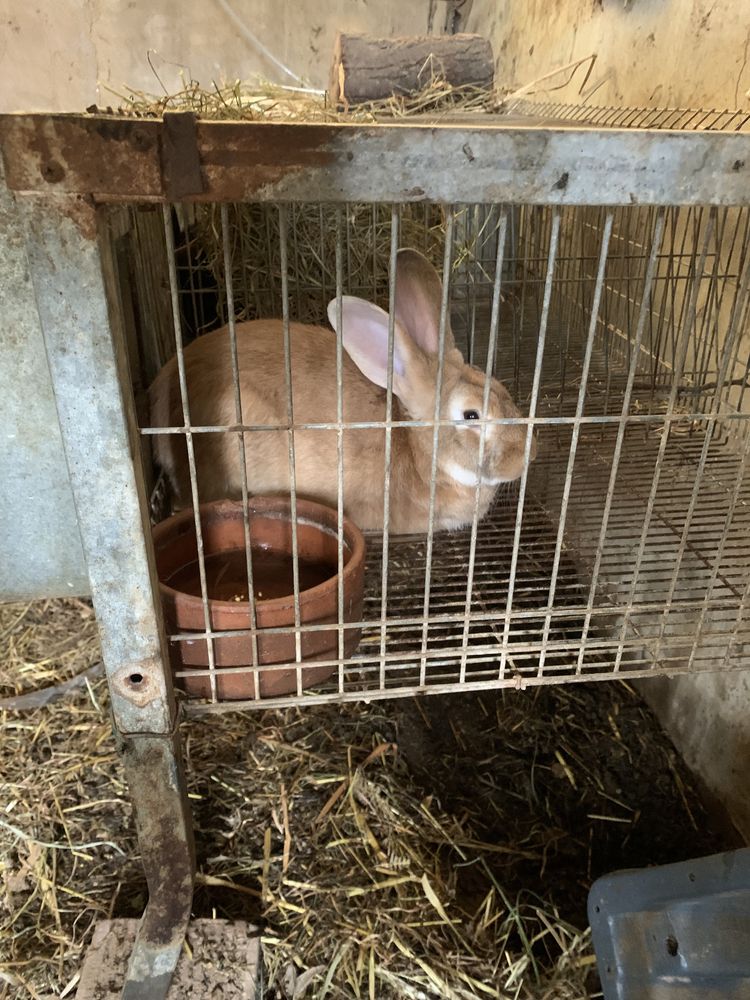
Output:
[120,194,750,711]
[4,102,750,995]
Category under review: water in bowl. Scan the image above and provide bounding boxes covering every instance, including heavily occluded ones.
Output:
[166,548,335,602]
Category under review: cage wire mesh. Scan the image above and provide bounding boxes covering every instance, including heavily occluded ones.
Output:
[129,190,750,710]
[504,98,750,133]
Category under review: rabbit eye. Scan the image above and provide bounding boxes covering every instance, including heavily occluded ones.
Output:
[463,409,480,421]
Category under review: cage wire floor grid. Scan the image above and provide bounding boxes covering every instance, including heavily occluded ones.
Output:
[183,296,750,709]
[348,421,750,693]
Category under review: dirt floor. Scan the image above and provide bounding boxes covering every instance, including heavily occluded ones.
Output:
[0,599,739,999]
[392,685,731,929]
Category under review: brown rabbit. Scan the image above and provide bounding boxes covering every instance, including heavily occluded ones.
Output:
[149,249,534,534]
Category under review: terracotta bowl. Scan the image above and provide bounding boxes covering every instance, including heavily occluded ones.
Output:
[152,497,366,700]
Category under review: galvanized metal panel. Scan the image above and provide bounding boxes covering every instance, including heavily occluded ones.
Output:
[18,193,177,734]
[3,114,750,205]
[0,164,89,599]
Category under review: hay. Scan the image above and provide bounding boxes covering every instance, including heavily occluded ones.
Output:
[1,598,732,999]
[190,202,451,327]
[170,198,503,334]
[0,599,598,1000]
[0,599,99,699]
[107,76,498,124]
[187,708,594,1000]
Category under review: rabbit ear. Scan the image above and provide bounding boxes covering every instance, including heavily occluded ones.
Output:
[327,296,408,390]
[395,248,456,355]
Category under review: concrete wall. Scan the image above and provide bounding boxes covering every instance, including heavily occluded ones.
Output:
[0,0,433,113]
[468,0,750,840]
[468,0,750,109]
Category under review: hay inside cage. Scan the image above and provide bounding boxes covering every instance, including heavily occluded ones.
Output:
[170,200,507,344]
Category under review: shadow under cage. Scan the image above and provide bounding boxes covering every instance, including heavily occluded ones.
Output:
[117,197,750,709]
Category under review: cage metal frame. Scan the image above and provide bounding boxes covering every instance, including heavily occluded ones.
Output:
[4,109,750,997]
[136,199,750,712]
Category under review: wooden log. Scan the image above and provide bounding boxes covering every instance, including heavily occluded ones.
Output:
[329,32,494,108]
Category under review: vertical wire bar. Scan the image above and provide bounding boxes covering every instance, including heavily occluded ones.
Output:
[611,210,715,673]
[688,414,750,671]
[661,208,681,386]
[459,211,508,683]
[318,205,327,308]
[181,220,203,338]
[239,206,254,321]
[692,209,724,387]
[575,209,667,672]
[465,206,478,366]
[513,206,529,397]
[291,205,304,320]
[334,207,345,692]
[604,207,630,420]
[498,211,562,679]
[697,209,729,412]
[650,207,676,393]
[264,209,278,314]
[732,351,750,431]
[721,498,750,672]
[683,207,725,409]
[648,208,678,396]
[345,203,353,300]
[161,204,217,702]
[600,207,621,417]
[556,207,578,431]
[418,210,456,686]
[716,211,746,380]
[372,203,378,301]
[724,210,750,415]
[537,212,614,676]
[678,209,704,379]
[653,246,750,666]
[379,207,400,691]
[220,204,260,689]
[278,205,303,692]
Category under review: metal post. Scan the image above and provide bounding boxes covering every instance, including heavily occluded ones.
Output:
[17,192,194,1000]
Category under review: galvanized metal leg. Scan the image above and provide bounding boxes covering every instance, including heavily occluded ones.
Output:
[16,193,195,998]
[118,729,195,1000]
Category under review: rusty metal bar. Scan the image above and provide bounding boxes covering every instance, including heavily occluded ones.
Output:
[5,114,750,205]
[119,730,195,1000]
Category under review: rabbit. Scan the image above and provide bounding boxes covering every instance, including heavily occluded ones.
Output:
[148,248,535,535]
